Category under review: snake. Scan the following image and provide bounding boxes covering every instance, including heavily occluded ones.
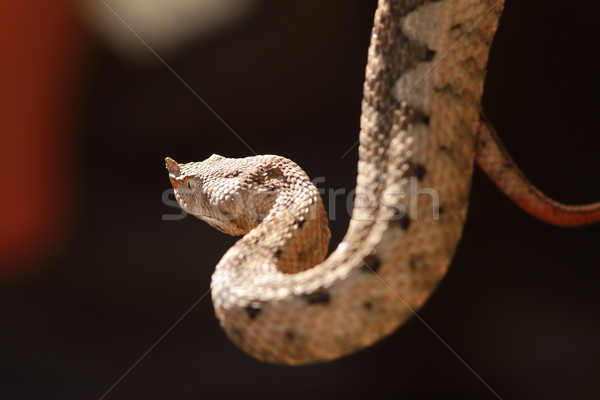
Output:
[165,0,600,365]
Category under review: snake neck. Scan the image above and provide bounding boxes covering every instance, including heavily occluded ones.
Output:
[215,156,331,281]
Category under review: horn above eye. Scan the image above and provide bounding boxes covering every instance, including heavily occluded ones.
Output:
[165,157,181,176]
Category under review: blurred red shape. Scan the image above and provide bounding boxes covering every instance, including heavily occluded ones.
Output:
[0,0,82,280]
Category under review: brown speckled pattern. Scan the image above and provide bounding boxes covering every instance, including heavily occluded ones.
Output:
[166,0,505,364]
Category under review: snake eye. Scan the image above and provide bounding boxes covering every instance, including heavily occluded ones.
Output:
[187,180,193,190]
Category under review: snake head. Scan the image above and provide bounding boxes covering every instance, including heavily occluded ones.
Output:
[165,154,281,236]
[165,157,208,223]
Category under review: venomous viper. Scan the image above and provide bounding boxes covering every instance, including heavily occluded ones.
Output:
[165,0,600,365]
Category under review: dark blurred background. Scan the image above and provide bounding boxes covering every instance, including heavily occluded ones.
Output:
[1,0,598,399]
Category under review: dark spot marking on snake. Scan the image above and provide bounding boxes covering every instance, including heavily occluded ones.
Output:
[245,305,261,320]
[401,213,411,230]
[296,218,305,229]
[409,256,419,270]
[284,330,296,340]
[437,205,444,215]
[451,23,462,31]
[390,0,431,17]
[503,162,513,169]
[374,1,437,90]
[362,301,373,311]
[409,163,427,180]
[297,250,309,263]
[274,249,282,259]
[423,49,436,62]
[304,290,331,305]
[412,112,430,126]
[396,30,410,42]
[231,326,244,340]
[390,210,411,230]
[433,83,470,101]
[360,252,381,273]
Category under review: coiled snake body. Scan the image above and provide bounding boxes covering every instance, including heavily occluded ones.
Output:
[166,0,600,364]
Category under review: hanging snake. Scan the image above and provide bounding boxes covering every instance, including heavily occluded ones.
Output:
[165,0,600,365]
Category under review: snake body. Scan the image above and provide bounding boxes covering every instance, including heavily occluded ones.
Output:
[167,0,507,364]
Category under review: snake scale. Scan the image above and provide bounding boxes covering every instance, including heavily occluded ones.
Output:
[165,0,600,365]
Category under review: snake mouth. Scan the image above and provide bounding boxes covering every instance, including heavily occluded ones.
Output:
[174,194,188,210]
[174,192,218,225]
[199,215,220,225]
[199,214,244,236]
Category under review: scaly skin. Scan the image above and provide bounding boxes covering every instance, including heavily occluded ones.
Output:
[166,0,506,364]
[475,117,600,226]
